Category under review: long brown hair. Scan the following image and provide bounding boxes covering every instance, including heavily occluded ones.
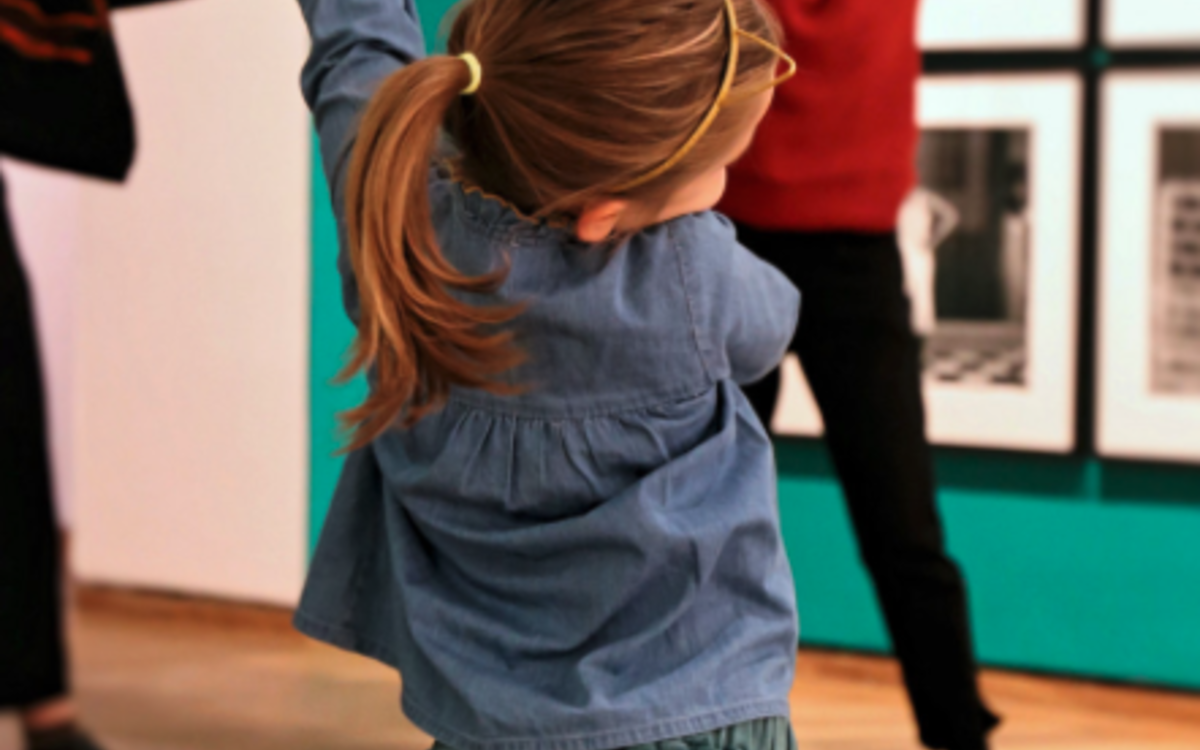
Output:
[341,0,782,450]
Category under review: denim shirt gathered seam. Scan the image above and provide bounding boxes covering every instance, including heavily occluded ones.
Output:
[447,382,716,422]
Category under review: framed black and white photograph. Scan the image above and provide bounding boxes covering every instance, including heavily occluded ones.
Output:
[915,127,1032,391]
[919,0,1086,51]
[774,76,1082,453]
[1098,74,1200,462]
[1105,0,1200,48]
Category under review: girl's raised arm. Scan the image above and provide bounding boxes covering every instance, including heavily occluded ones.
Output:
[296,0,426,320]
[299,0,426,198]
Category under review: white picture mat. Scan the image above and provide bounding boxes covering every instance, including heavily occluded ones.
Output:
[73,0,311,605]
[1097,75,1200,462]
[919,0,1085,50]
[775,76,1082,453]
[1105,0,1200,47]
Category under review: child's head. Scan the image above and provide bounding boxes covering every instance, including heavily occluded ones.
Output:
[441,0,789,240]
[342,0,792,447]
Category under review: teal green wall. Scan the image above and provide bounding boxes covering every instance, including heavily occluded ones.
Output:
[778,441,1200,690]
[309,0,1200,690]
[419,0,460,52]
[308,135,366,552]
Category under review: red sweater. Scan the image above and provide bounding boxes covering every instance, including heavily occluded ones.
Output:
[721,0,921,232]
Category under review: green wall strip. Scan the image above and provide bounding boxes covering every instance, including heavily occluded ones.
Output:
[419,0,460,52]
[308,135,366,552]
[778,441,1200,690]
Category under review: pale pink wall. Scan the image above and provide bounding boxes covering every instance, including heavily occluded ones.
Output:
[4,162,82,527]
[69,0,311,605]
[4,0,311,606]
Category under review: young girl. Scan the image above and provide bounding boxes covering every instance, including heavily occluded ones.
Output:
[295,1,802,749]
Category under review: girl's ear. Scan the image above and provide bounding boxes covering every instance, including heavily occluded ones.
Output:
[575,199,630,243]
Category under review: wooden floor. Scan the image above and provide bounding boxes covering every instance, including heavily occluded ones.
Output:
[1,589,1198,750]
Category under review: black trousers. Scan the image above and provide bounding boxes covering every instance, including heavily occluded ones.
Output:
[0,174,68,708]
[737,226,1000,750]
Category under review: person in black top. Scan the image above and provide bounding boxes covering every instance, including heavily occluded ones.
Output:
[0,2,176,748]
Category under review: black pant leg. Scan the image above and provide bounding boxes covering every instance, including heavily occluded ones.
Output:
[741,365,782,429]
[0,175,68,709]
[736,225,998,750]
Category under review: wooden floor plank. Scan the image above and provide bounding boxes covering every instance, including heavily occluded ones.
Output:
[0,589,1196,750]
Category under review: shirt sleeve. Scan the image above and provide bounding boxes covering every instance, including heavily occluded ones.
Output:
[673,213,801,386]
[296,0,427,322]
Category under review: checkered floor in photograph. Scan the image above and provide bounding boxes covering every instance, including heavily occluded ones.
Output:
[922,322,1027,387]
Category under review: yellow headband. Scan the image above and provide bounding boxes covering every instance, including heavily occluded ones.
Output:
[614,0,797,193]
[459,52,483,96]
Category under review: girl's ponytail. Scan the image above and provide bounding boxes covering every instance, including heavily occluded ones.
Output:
[340,56,523,451]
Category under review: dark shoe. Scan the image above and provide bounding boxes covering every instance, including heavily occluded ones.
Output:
[922,707,1001,750]
[24,723,107,750]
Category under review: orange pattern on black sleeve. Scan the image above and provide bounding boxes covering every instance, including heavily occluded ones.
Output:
[0,0,108,64]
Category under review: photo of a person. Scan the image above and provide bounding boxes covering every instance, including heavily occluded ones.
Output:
[904,128,1032,388]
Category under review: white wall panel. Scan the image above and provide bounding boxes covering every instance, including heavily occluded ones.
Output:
[1106,0,1200,47]
[74,0,311,605]
[919,0,1085,50]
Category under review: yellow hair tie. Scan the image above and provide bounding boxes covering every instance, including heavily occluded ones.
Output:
[459,52,483,96]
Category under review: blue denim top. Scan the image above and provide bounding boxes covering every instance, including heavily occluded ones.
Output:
[295,3,802,750]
